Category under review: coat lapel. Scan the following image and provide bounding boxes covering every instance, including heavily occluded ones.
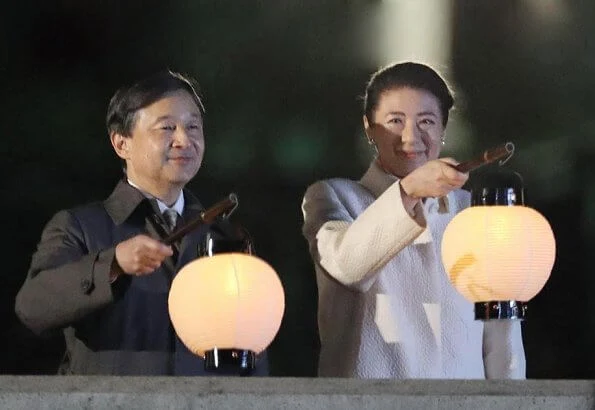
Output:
[144,213,178,276]
[176,193,207,271]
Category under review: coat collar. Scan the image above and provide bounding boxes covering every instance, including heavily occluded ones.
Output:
[104,179,204,225]
[359,159,450,214]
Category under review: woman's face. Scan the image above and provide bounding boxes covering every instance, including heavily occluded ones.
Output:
[365,87,445,178]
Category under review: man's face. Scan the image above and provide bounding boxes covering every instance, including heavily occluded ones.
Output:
[115,89,205,194]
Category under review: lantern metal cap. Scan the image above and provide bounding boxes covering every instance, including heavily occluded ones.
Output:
[474,301,527,320]
[471,187,525,206]
[204,348,256,376]
[470,171,525,206]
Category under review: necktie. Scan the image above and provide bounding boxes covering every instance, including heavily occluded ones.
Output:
[162,209,181,263]
[163,209,178,232]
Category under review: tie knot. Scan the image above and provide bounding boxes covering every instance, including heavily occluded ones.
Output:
[163,209,178,230]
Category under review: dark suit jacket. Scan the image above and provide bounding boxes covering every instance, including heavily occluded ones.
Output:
[15,180,268,376]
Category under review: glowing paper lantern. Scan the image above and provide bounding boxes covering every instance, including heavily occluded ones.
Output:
[441,176,556,320]
[168,253,285,373]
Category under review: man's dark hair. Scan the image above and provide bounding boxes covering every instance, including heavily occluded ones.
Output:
[363,61,454,126]
[106,70,205,138]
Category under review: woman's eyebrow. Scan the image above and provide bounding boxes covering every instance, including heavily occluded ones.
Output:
[417,111,438,117]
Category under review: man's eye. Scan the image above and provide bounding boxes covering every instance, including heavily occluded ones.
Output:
[388,118,403,124]
[187,123,200,130]
[161,125,176,131]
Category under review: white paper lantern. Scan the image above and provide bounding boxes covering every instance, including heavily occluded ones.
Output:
[441,205,555,319]
[168,253,285,366]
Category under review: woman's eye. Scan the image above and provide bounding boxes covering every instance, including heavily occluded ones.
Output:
[187,123,200,130]
[161,125,176,131]
[418,119,435,129]
[388,118,403,124]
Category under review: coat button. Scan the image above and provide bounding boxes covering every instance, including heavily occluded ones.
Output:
[81,278,94,294]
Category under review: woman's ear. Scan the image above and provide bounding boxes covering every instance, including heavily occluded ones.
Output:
[110,132,131,160]
[363,115,373,144]
[363,115,370,132]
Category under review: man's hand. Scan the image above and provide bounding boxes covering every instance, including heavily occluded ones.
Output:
[114,234,173,276]
[400,158,469,200]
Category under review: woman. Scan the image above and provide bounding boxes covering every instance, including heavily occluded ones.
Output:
[301,62,525,379]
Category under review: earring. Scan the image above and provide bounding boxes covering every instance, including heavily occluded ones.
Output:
[367,137,379,153]
[441,137,446,146]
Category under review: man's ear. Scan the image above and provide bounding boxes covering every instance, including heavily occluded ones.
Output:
[110,132,131,160]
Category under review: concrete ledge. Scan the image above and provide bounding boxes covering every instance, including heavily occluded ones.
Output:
[0,376,593,409]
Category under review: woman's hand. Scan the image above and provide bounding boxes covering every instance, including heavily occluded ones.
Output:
[400,158,468,200]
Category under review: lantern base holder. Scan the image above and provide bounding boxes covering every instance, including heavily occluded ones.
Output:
[204,348,256,376]
[474,301,527,320]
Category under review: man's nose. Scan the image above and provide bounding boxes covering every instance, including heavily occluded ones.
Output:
[172,127,191,148]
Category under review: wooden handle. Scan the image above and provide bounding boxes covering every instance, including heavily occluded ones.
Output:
[455,142,515,173]
[163,193,239,245]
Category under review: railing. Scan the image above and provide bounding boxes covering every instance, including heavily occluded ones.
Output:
[0,376,594,409]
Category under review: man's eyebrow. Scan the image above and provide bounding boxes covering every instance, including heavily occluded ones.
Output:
[151,113,201,124]
[152,115,173,124]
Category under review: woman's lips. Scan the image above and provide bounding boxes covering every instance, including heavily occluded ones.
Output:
[398,151,425,159]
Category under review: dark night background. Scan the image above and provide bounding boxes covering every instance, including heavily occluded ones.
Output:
[1,0,594,378]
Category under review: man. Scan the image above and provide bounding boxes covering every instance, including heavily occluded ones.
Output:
[15,71,267,376]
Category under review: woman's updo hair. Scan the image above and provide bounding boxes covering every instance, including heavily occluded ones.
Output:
[363,61,454,126]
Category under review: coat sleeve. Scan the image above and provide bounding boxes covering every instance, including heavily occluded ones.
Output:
[15,209,118,336]
[301,179,427,292]
[482,320,526,379]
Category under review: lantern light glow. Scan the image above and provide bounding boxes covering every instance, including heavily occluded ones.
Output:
[442,205,556,305]
[168,253,285,360]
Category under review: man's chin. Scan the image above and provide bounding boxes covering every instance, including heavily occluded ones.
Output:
[168,172,197,186]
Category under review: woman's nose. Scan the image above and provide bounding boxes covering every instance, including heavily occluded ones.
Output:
[401,120,419,145]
